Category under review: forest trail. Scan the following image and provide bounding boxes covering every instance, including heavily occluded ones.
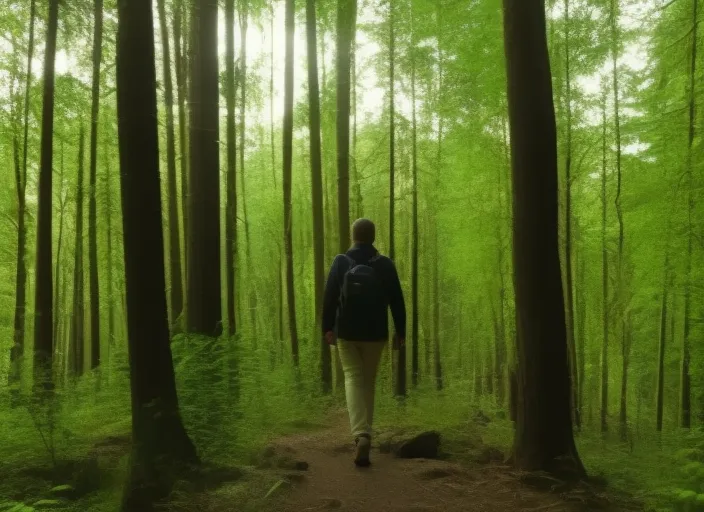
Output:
[256,418,615,512]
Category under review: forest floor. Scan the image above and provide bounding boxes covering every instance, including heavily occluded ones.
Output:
[171,413,642,512]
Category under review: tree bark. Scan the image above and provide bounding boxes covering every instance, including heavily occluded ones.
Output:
[656,254,670,432]
[283,0,300,365]
[157,0,183,334]
[34,0,60,392]
[306,0,331,392]
[69,127,86,378]
[336,0,356,253]
[388,0,395,261]
[434,1,444,393]
[238,4,258,338]
[52,145,66,384]
[116,1,199,507]
[225,0,238,338]
[410,13,419,391]
[187,0,222,337]
[609,0,628,442]
[502,0,585,476]
[105,149,115,364]
[680,0,697,430]
[600,91,609,434]
[173,0,189,280]
[563,0,580,430]
[10,0,36,394]
[88,0,104,370]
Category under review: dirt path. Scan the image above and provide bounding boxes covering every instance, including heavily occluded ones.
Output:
[260,421,601,512]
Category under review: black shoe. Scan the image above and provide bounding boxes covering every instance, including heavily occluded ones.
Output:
[354,435,371,467]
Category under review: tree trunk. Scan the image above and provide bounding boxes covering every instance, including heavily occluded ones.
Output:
[225,0,238,337]
[575,246,586,428]
[283,0,300,365]
[388,0,395,261]
[157,0,183,334]
[609,0,628,442]
[306,0,331,392]
[116,1,199,507]
[434,2,444,393]
[680,0,697,430]
[238,4,258,338]
[336,0,356,253]
[352,42,362,218]
[410,19,419,390]
[656,254,670,432]
[600,91,609,434]
[173,0,189,280]
[187,0,222,337]
[87,0,104,370]
[10,0,36,394]
[563,0,579,430]
[105,151,115,360]
[502,0,585,476]
[69,126,86,378]
[52,145,66,384]
[34,0,60,392]
[270,4,277,189]
[433,248,442,391]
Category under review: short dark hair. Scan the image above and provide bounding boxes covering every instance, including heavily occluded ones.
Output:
[351,218,375,244]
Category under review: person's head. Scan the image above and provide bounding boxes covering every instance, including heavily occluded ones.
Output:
[351,218,376,245]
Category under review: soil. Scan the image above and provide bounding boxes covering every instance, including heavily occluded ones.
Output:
[256,420,638,512]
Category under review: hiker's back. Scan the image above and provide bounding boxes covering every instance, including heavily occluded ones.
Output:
[338,254,387,340]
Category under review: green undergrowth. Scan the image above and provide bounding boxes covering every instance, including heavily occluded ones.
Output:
[373,377,703,512]
[1,344,701,512]
[0,333,336,511]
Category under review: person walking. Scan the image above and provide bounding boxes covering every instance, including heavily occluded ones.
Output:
[322,218,406,467]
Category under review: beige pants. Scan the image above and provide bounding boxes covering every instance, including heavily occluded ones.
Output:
[337,340,386,438]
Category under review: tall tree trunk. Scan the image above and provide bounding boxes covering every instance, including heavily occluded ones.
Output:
[600,91,609,434]
[283,0,300,365]
[336,0,356,253]
[410,18,419,390]
[225,0,238,337]
[116,1,199,506]
[503,0,584,475]
[10,0,36,393]
[656,254,670,432]
[270,4,277,189]
[52,145,66,380]
[434,1,444,393]
[187,0,222,337]
[388,0,395,261]
[609,0,628,441]
[563,0,579,430]
[70,127,87,378]
[352,42,362,218]
[173,0,189,280]
[34,0,60,392]
[433,239,442,391]
[680,0,697,430]
[238,4,258,338]
[88,0,103,370]
[390,0,406,396]
[306,0,331,392]
[105,151,115,363]
[575,246,586,428]
[157,0,183,334]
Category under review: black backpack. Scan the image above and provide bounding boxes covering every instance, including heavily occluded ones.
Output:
[338,254,385,326]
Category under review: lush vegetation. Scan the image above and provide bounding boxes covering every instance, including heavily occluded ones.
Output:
[0,0,702,510]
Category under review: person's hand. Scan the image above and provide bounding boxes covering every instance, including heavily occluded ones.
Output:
[325,331,336,346]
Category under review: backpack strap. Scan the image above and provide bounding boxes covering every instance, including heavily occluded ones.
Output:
[343,254,356,268]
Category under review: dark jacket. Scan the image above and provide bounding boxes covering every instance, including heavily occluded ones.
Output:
[322,243,406,342]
